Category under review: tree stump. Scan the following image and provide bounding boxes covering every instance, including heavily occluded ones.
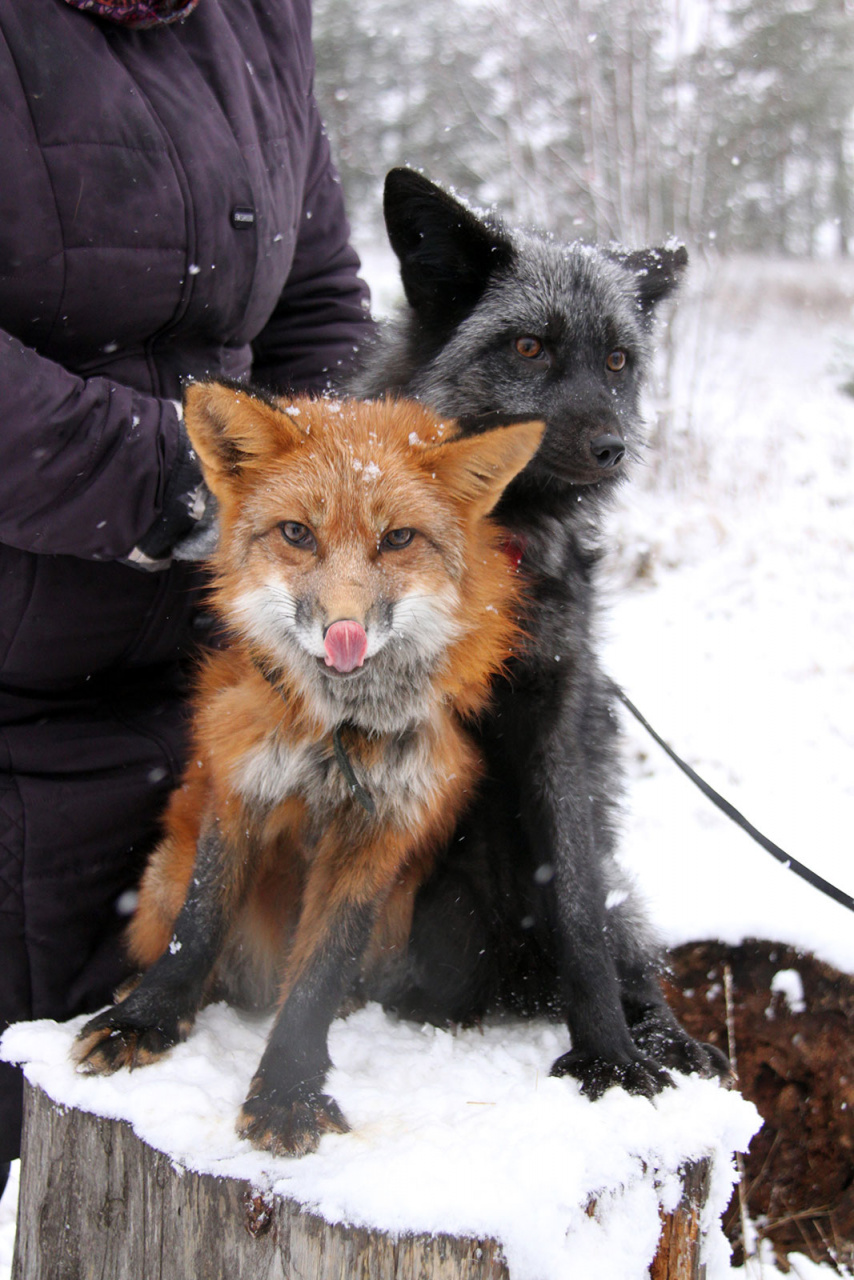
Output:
[12,1081,713,1280]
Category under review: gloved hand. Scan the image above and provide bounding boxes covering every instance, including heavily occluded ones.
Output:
[171,492,219,562]
[125,404,217,569]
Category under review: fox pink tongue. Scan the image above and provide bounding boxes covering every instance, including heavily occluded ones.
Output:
[323,620,368,672]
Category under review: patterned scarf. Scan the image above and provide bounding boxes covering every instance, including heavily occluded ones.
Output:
[62,0,200,28]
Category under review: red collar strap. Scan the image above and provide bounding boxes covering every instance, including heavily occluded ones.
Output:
[501,533,527,571]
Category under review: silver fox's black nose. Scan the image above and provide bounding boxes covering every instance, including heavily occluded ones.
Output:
[590,434,626,469]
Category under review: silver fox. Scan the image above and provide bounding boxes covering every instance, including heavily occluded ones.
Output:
[353,169,729,1098]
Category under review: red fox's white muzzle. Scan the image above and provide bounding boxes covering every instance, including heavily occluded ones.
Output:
[323,619,368,673]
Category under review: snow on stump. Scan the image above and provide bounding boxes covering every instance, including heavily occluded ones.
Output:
[2,1004,761,1280]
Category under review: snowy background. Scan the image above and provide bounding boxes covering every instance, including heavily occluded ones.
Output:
[603,253,854,979]
[1,251,852,1279]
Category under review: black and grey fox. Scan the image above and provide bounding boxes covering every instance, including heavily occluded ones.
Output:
[353,169,729,1098]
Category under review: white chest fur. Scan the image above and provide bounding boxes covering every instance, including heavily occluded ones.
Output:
[232,720,446,826]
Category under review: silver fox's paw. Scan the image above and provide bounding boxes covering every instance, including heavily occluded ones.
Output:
[695,1040,733,1081]
[237,1086,349,1157]
[631,1014,733,1083]
[72,1006,183,1075]
[550,1048,673,1099]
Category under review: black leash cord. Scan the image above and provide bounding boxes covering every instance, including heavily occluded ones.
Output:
[249,656,377,817]
[333,725,376,816]
[615,687,854,915]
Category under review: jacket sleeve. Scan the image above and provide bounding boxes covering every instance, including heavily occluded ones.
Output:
[250,97,374,395]
[0,328,203,562]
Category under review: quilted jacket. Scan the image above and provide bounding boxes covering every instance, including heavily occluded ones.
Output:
[0,0,371,1159]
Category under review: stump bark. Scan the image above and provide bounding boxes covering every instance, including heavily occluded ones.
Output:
[12,1081,713,1279]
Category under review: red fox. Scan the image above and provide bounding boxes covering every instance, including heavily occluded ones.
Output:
[73,384,543,1156]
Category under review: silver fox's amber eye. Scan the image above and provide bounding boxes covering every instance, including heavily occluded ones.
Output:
[280,521,316,551]
[514,336,544,359]
[606,349,628,371]
[381,528,415,550]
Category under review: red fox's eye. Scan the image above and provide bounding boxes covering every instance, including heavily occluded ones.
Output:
[381,528,415,550]
[606,349,627,372]
[514,336,544,359]
[280,521,316,551]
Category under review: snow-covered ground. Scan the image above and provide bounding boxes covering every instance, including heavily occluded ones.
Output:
[604,254,854,977]
[2,253,852,1278]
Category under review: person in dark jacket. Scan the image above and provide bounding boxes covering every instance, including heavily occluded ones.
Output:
[0,0,372,1173]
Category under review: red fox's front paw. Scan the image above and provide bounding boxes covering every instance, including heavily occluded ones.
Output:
[237,1087,349,1157]
[72,1007,181,1075]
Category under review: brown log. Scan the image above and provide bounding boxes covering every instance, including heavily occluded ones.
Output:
[649,1160,711,1280]
[12,1081,712,1279]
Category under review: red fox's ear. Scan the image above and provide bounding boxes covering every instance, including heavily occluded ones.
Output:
[182,382,305,495]
[429,421,545,519]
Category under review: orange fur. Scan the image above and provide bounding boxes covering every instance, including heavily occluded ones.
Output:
[131,390,541,994]
[77,386,542,1154]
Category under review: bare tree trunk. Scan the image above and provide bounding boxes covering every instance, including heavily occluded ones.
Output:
[833,128,851,256]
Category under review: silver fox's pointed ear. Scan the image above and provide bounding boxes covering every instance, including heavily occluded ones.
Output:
[383,168,515,331]
[614,244,688,316]
[428,420,545,520]
[182,382,305,496]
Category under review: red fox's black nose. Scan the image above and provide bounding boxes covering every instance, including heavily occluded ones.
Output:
[590,434,626,469]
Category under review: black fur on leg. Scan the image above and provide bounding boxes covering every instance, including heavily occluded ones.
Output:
[73,824,240,1075]
[237,900,376,1156]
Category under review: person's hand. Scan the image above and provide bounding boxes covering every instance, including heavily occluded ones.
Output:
[124,405,214,569]
[171,492,219,562]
